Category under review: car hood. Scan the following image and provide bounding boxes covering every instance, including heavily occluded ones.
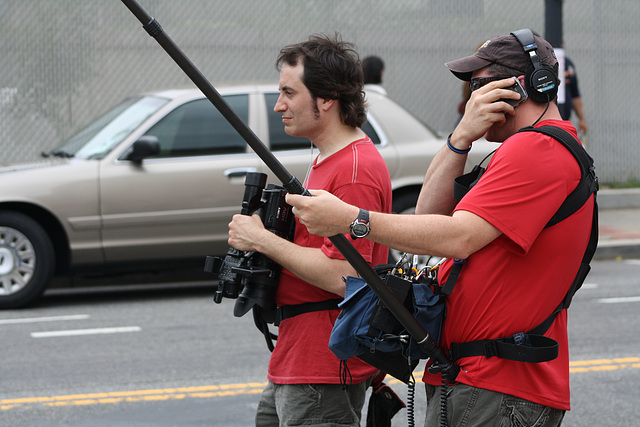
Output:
[0,157,99,205]
[0,158,70,173]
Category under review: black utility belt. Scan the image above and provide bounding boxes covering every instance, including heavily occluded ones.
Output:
[274,299,342,326]
[450,332,559,363]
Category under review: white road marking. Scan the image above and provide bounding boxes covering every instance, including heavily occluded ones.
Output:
[0,314,90,325]
[31,326,141,338]
[598,296,640,304]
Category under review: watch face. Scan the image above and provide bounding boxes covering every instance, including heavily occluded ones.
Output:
[352,223,369,236]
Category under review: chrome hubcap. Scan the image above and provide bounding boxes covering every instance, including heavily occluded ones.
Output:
[0,227,36,295]
[0,247,14,275]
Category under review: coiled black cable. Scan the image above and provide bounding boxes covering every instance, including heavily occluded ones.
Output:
[406,372,415,427]
[339,360,352,388]
[439,377,449,427]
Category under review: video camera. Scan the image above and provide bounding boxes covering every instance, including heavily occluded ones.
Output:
[204,172,295,322]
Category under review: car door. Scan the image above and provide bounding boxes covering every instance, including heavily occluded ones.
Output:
[99,94,260,262]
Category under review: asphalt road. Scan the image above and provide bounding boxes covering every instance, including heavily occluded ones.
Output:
[1,258,639,426]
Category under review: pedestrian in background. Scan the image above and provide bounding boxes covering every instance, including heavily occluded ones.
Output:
[560,56,588,136]
[362,55,386,95]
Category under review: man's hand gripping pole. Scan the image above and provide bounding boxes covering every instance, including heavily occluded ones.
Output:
[120,0,459,382]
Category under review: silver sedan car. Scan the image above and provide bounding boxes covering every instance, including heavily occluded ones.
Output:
[0,86,498,308]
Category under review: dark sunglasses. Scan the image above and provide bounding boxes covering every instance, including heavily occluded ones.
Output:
[469,75,515,92]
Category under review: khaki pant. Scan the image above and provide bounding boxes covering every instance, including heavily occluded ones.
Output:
[255,380,371,427]
[425,383,565,427]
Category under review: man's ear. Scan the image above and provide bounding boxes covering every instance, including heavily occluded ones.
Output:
[319,98,335,112]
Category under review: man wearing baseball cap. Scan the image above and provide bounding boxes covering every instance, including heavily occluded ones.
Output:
[416,29,593,426]
[285,29,596,426]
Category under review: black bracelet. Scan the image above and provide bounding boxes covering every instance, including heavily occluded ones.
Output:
[446,133,471,154]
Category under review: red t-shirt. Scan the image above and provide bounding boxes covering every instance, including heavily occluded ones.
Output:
[267,137,392,384]
[423,120,594,410]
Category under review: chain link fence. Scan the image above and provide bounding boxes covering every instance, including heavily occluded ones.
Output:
[1,0,638,184]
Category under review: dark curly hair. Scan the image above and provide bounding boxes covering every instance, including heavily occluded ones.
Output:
[276,33,366,128]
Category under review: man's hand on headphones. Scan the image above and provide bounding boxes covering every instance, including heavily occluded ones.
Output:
[455,77,521,145]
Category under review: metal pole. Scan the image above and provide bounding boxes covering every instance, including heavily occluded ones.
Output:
[545,0,563,47]
[119,0,458,378]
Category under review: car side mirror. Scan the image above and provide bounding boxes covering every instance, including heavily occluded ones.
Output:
[127,136,160,164]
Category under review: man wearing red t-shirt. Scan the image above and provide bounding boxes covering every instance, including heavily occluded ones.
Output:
[287,30,595,426]
[228,34,391,426]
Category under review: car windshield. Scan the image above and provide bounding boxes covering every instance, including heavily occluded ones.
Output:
[55,95,169,159]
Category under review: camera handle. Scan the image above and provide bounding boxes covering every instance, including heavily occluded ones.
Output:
[120,0,458,382]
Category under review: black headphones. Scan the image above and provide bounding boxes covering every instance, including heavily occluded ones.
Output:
[511,29,558,104]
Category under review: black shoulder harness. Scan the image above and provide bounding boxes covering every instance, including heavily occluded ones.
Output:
[448,125,599,363]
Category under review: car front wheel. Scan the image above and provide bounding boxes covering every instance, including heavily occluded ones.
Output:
[389,192,441,269]
[0,212,55,308]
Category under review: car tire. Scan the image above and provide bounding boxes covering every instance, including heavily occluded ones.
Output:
[391,191,419,216]
[388,192,418,265]
[0,211,55,308]
[388,192,441,268]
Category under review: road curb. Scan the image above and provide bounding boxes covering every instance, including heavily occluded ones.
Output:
[597,188,640,209]
[594,240,640,260]
[594,189,640,259]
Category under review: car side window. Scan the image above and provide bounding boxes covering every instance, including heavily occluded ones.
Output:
[360,120,381,145]
[145,95,248,158]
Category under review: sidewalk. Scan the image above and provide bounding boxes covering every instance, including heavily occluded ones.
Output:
[594,188,640,260]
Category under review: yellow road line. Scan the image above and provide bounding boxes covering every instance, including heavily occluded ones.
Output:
[569,357,640,373]
[0,383,266,410]
[385,357,640,384]
[2,358,639,411]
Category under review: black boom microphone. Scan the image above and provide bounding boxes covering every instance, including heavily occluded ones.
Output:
[119,0,459,382]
